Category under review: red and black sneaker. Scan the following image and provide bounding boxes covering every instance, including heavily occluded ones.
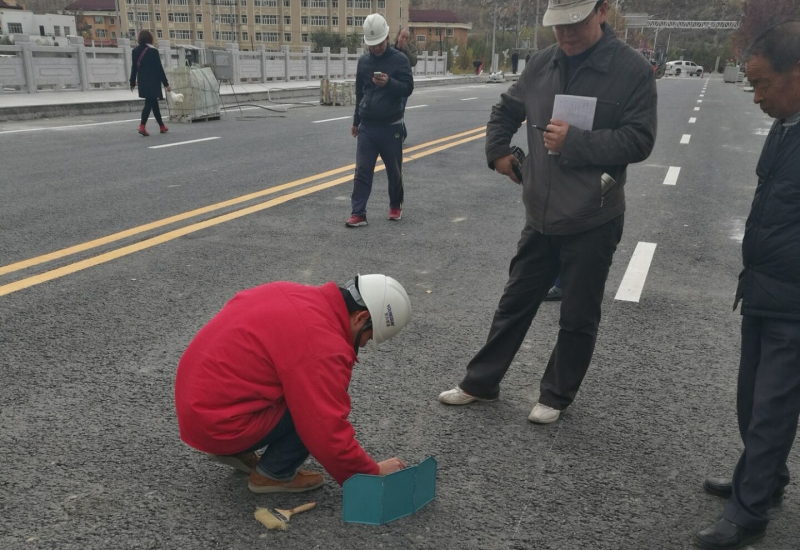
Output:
[138,124,150,137]
[345,215,368,227]
[388,208,402,221]
[159,125,169,134]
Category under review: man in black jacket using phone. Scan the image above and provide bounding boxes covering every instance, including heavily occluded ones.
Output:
[345,13,414,227]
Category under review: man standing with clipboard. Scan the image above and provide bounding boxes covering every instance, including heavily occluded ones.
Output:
[439,0,657,424]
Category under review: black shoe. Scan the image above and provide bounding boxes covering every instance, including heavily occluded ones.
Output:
[543,286,562,301]
[694,518,765,549]
[703,477,784,503]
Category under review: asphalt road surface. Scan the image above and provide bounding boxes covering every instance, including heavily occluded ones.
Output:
[1,75,796,549]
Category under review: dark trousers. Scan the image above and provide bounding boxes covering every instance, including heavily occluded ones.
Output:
[244,410,309,481]
[350,123,404,217]
[141,97,163,126]
[460,215,623,409]
[724,315,800,530]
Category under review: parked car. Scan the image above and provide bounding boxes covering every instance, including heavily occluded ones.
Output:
[665,60,704,77]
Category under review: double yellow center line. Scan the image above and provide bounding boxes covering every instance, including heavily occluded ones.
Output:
[0,125,487,298]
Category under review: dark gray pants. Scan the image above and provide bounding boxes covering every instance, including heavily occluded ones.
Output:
[724,315,800,530]
[350,123,404,217]
[460,216,623,409]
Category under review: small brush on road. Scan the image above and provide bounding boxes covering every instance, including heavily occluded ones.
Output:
[254,502,317,531]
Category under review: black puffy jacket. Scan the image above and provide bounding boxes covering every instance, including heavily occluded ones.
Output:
[352,46,413,127]
[130,44,169,100]
[736,119,800,319]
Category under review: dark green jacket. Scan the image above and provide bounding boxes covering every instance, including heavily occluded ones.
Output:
[394,41,418,67]
[485,24,658,235]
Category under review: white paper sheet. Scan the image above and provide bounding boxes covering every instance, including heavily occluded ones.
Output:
[549,94,597,155]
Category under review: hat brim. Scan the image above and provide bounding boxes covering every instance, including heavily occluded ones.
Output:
[364,31,388,46]
[542,2,596,27]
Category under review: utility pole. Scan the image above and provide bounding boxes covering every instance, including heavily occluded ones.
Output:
[491,1,497,72]
[515,0,521,48]
[533,0,540,51]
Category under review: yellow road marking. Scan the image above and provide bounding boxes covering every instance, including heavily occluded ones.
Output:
[0,125,486,279]
[0,131,486,297]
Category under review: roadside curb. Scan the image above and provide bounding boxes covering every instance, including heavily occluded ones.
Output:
[0,75,482,122]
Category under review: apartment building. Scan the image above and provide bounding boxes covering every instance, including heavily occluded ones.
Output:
[408,9,471,54]
[64,0,122,41]
[118,0,400,51]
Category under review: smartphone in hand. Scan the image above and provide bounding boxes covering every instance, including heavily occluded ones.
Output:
[373,72,382,77]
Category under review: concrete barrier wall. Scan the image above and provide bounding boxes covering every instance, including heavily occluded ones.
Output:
[0,34,449,94]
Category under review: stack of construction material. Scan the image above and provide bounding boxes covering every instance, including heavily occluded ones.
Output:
[168,66,222,122]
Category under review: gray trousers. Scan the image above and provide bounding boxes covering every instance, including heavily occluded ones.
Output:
[724,315,800,530]
[460,215,623,409]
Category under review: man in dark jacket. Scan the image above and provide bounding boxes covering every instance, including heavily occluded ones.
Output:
[439,0,657,424]
[345,14,414,227]
[695,21,800,550]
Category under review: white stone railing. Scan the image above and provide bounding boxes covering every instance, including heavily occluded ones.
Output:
[0,35,448,94]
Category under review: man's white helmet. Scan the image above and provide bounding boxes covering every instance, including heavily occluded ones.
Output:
[363,13,389,46]
[357,274,412,345]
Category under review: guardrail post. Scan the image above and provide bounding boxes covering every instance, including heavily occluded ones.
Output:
[422,51,428,75]
[281,45,290,80]
[16,35,36,94]
[119,37,132,83]
[442,51,447,74]
[258,44,267,82]
[303,45,311,80]
[70,35,90,91]
[340,47,347,77]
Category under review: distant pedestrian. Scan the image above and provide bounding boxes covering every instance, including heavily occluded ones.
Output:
[438,0,657,424]
[130,30,170,137]
[394,27,418,141]
[525,51,532,64]
[345,14,413,227]
[512,50,520,73]
[695,21,800,550]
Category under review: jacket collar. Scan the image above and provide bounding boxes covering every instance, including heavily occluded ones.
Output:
[550,22,617,73]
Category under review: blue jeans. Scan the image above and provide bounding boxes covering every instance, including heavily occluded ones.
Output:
[350,123,404,217]
[244,410,309,481]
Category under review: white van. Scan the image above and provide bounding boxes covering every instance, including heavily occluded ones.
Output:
[665,60,704,77]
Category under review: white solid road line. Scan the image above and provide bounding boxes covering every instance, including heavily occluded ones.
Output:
[405,105,428,109]
[460,97,478,101]
[615,242,658,303]
[149,136,221,149]
[312,116,351,123]
[0,118,140,135]
[689,117,697,123]
[681,134,691,144]
[663,166,681,186]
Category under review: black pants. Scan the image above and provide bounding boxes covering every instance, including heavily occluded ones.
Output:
[724,315,800,530]
[460,215,623,409]
[350,123,404,217]
[141,97,163,126]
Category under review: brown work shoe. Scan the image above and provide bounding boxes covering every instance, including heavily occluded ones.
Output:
[248,469,325,494]
[207,451,260,474]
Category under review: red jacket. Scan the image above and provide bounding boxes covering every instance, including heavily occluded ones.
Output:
[174,281,380,485]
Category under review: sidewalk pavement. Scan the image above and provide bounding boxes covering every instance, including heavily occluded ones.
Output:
[0,74,481,122]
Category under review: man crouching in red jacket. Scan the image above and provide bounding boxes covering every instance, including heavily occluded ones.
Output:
[174,274,412,493]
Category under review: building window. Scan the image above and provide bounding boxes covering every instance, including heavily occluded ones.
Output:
[301,16,308,25]
[157,29,163,37]
[346,17,352,26]
[241,15,247,24]
[283,0,290,6]
[7,22,23,34]
[254,0,277,5]
[353,15,365,26]
[255,14,278,24]
[168,13,190,23]
[167,0,189,4]
[196,30,203,39]
[435,28,442,36]
[310,15,327,26]
[331,16,337,25]
[255,31,278,41]
[196,14,202,22]
[377,0,384,7]
[301,33,309,42]
[215,31,238,41]
[301,0,307,6]
[284,15,290,24]
[65,26,71,35]
[446,28,454,37]
[94,16,104,23]
[217,14,236,24]
[111,31,116,38]
[109,17,115,24]
[196,0,201,5]
[346,0,352,7]
[127,12,134,21]
[284,32,291,41]
[332,0,337,5]
[416,35,425,42]
[155,12,162,21]
[310,0,326,6]
[137,12,151,22]
[54,25,61,36]
[242,31,248,40]
[96,29,107,37]
[354,0,370,8]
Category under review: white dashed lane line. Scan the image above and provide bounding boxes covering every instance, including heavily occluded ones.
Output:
[615,242,658,303]
[681,134,691,144]
[689,117,697,124]
[694,107,700,111]
[148,137,221,149]
[312,116,351,123]
[460,97,478,101]
[663,166,681,186]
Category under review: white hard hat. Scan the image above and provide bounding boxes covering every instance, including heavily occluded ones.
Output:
[357,274,412,345]
[363,13,389,46]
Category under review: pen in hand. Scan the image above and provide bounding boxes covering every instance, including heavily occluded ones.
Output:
[531,124,546,133]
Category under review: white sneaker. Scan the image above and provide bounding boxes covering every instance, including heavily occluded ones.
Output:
[528,403,561,424]
[438,386,496,406]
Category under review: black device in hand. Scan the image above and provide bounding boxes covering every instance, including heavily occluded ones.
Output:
[510,146,526,184]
